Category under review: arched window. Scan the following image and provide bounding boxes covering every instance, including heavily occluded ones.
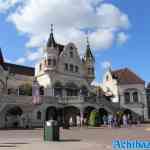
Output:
[65,82,79,96]
[53,82,63,97]
[80,86,88,96]
[124,92,130,104]
[106,75,109,81]
[75,66,79,73]
[133,92,138,103]
[48,59,51,65]
[39,86,44,95]
[70,51,73,58]
[37,111,42,120]
[64,63,68,71]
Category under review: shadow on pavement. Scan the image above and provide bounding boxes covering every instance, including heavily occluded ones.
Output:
[59,139,81,142]
[0,145,16,147]
[1,142,28,145]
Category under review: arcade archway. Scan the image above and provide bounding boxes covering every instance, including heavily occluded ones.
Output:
[84,106,96,121]
[5,106,23,128]
[99,108,108,124]
[45,106,57,121]
[63,106,80,127]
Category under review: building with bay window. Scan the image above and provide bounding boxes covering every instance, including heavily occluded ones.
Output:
[34,26,95,98]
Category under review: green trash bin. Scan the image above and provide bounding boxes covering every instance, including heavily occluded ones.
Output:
[44,120,59,141]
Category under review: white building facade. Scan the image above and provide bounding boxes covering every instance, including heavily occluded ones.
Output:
[102,68,148,120]
[0,26,149,128]
[35,26,95,98]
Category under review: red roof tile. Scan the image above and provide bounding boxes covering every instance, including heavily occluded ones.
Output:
[111,68,145,85]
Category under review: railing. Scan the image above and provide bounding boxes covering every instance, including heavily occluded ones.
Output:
[0,94,101,105]
[0,95,32,104]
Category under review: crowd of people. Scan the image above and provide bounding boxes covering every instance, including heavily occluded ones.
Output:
[68,113,142,129]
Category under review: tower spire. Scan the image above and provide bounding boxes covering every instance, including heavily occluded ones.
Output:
[84,32,94,61]
[47,24,57,47]
[86,31,90,48]
[83,32,95,84]
[51,24,53,34]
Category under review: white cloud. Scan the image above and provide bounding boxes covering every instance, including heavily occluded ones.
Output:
[101,61,111,69]
[3,0,130,64]
[116,32,129,45]
[26,48,42,61]
[4,58,12,63]
[96,4,130,30]
[90,29,114,51]
[91,80,100,86]
[15,57,26,65]
[0,0,20,12]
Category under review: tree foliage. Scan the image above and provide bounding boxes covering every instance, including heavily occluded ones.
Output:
[19,83,32,96]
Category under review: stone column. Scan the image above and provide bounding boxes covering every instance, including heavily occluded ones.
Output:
[130,92,133,103]
[62,88,66,97]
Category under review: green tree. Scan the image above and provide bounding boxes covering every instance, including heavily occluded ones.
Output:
[89,110,98,126]
[19,83,32,96]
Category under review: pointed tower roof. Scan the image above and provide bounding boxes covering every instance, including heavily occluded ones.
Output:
[47,24,57,47]
[84,35,95,61]
[0,48,4,64]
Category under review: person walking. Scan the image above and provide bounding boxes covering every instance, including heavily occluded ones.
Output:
[69,116,73,128]
[108,114,113,128]
[123,114,128,128]
[113,115,117,128]
[76,115,81,128]
[103,115,107,126]
[83,117,88,128]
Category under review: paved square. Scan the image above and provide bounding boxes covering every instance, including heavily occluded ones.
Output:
[0,124,150,150]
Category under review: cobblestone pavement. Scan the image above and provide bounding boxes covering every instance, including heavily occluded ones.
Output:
[0,124,150,150]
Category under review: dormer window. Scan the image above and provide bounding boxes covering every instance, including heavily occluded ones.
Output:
[70,51,73,58]
[106,75,109,81]
[70,46,73,50]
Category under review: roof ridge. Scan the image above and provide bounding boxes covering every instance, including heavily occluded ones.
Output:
[4,62,35,69]
[111,67,145,84]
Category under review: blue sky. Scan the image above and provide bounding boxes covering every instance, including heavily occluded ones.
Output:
[0,0,150,84]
